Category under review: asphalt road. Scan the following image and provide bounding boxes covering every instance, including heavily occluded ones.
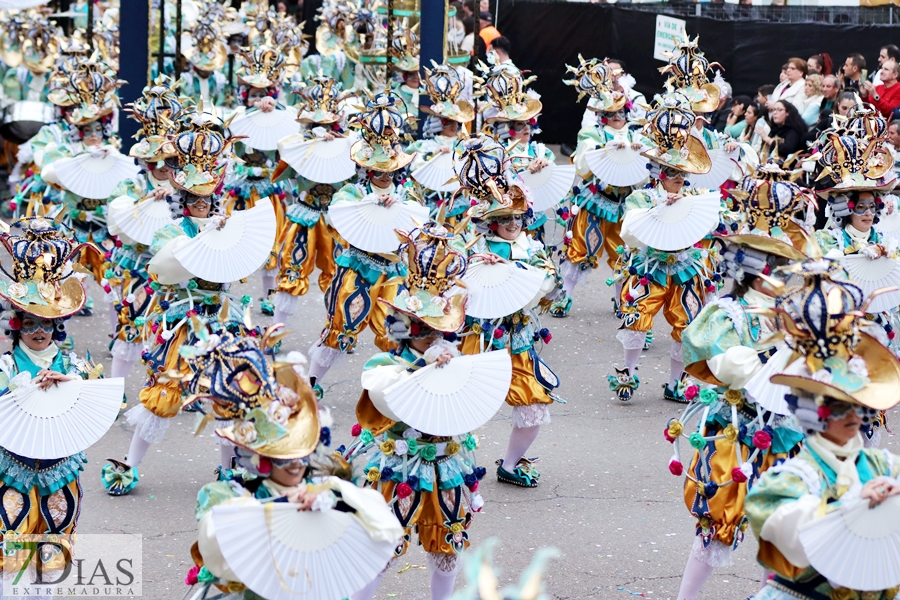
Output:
[49,168,900,599]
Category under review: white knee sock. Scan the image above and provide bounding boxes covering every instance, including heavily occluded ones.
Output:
[676,554,715,600]
[562,269,580,297]
[624,348,642,373]
[350,570,385,600]
[108,303,119,334]
[427,554,459,600]
[614,281,623,303]
[110,355,135,379]
[261,270,276,295]
[219,443,234,470]
[670,341,684,387]
[126,430,152,468]
[760,568,772,590]
[273,308,290,325]
[503,424,540,468]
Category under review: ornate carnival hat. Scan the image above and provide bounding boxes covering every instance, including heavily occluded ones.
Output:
[659,34,722,114]
[640,92,711,175]
[314,2,349,57]
[420,61,474,124]
[46,54,124,127]
[456,133,531,220]
[475,62,542,123]
[814,132,896,193]
[181,17,228,72]
[389,26,419,73]
[167,113,237,197]
[126,75,187,163]
[294,74,349,124]
[723,158,812,264]
[271,20,309,77]
[236,44,286,89]
[379,218,469,333]
[563,54,626,113]
[0,12,28,68]
[21,13,58,75]
[762,256,900,410]
[183,328,321,459]
[348,92,415,172]
[0,217,97,318]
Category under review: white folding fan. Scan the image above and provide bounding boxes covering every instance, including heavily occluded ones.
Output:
[111,198,177,246]
[46,149,140,200]
[743,345,793,415]
[0,0,51,7]
[840,254,900,314]
[411,152,458,193]
[878,209,900,244]
[211,502,398,600]
[0,378,124,459]
[329,199,430,253]
[519,163,577,212]
[462,260,546,319]
[625,191,721,251]
[384,350,512,436]
[583,145,649,188]
[227,106,300,152]
[173,200,277,282]
[690,145,740,190]
[799,494,900,591]
[277,134,357,184]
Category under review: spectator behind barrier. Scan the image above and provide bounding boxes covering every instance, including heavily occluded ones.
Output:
[841,52,866,91]
[801,74,824,126]
[808,53,833,76]
[761,100,808,158]
[769,57,807,112]
[861,59,900,118]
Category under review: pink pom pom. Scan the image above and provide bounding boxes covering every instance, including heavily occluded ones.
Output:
[492,328,504,339]
[624,293,635,303]
[351,423,362,436]
[817,405,831,419]
[668,458,683,476]
[684,385,699,400]
[183,209,191,216]
[731,467,748,483]
[664,428,675,443]
[752,430,772,450]
[184,565,200,586]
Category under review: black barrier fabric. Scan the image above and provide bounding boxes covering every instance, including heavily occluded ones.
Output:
[496,1,899,144]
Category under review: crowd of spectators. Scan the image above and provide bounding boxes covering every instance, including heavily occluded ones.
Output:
[707,45,900,160]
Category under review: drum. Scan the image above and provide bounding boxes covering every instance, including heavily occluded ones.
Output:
[0,101,54,144]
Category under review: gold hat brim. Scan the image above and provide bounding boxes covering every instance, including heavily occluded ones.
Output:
[377,293,467,334]
[169,168,226,198]
[690,83,720,114]
[185,43,228,72]
[770,332,900,411]
[215,362,321,459]
[486,98,542,123]
[720,233,808,262]
[586,95,628,114]
[0,277,87,319]
[350,140,415,172]
[642,134,711,175]
[420,99,475,124]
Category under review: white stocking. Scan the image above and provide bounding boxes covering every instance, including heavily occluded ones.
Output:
[273,308,290,325]
[614,281,623,303]
[670,341,684,387]
[760,568,772,590]
[110,355,135,379]
[350,569,386,600]
[618,329,645,373]
[261,270,276,295]
[624,348,642,373]
[219,443,234,470]
[676,554,715,600]
[126,430,152,468]
[503,424,540,468]
[108,303,119,334]
[562,268,580,297]
[427,553,459,600]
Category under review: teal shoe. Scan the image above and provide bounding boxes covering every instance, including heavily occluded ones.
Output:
[260,299,275,316]
[549,294,572,318]
[102,459,139,496]
[643,329,654,350]
[312,383,324,401]
[663,372,691,404]
[607,367,640,402]
[496,459,539,488]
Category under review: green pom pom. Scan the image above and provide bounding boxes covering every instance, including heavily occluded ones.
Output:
[104,269,115,279]
[605,278,615,286]
[197,567,217,583]
[240,295,252,305]
[135,317,146,326]
[615,245,624,255]
[150,281,160,291]
[203,295,214,305]
[187,280,198,290]
[689,432,707,450]
[699,388,718,406]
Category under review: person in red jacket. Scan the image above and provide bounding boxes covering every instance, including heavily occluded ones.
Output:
[861,59,900,118]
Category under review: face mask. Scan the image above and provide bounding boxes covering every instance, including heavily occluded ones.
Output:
[21,318,55,335]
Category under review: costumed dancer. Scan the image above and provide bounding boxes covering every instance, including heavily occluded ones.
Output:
[223,43,291,316]
[181,331,403,600]
[812,128,900,446]
[180,17,229,111]
[671,159,810,600]
[101,113,258,496]
[407,61,474,223]
[476,63,555,242]
[300,3,354,90]
[104,76,184,380]
[456,134,563,488]
[607,92,723,403]
[270,74,355,327]
[744,257,900,600]
[553,56,647,318]
[0,217,120,577]
[306,92,424,389]
[390,29,420,119]
[342,218,491,600]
